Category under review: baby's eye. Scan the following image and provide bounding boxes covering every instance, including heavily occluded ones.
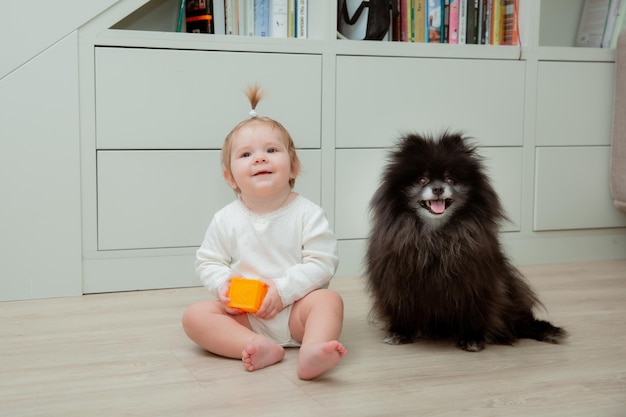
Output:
[267,147,278,153]
[240,151,252,158]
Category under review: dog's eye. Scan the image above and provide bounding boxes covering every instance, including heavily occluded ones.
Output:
[418,178,429,186]
[445,177,456,185]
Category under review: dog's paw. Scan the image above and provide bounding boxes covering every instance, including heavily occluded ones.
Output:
[457,339,486,352]
[543,326,568,344]
[383,333,413,345]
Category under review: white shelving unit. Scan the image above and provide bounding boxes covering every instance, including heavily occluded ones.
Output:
[77,0,626,293]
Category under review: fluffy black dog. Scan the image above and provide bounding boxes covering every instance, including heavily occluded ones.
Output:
[365,132,567,351]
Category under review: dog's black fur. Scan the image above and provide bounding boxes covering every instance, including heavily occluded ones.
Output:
[365,132,567,351]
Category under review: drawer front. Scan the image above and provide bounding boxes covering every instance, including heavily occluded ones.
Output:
[534,146,626,230]
[536,61,614,146]
[95,47,322,149]
[336,56,526,148]
[97,150,321,250]
[335,147,522,240]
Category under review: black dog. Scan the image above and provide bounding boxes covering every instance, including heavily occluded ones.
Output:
[365,132,567,351]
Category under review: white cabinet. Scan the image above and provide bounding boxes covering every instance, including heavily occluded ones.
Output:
[536,61,614,146]
[95,47,323,149]
[335,56,526,148]
[534,147,626,231]
[74,0,626,295]
[97,149,322,250]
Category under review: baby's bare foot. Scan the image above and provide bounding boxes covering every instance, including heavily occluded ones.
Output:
[241,339,285,372]
[297,341,347,380]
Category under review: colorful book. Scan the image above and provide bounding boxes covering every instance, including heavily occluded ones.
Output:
[427,0,442,42]
[443,0,450,42]
[185,0,214,34]
[458,0,467,43]
[490,0,503,45]
[449,0,459,44]
[255,0,270,36]
[296,0,308,38]
[414,0,426,42]
[466,0,479,44]
[502,0,518,45]
[270,0,289,37]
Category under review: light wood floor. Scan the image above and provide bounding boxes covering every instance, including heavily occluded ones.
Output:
[2,260,625,417]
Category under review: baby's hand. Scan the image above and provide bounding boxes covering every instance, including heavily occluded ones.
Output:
[219,278,245,316]
[255,279,284,320]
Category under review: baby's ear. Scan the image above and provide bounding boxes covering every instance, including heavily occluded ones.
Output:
[223,169,238,190]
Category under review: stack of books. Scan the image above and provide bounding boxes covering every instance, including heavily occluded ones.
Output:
[390,0,519,45]
[184,0,308,38]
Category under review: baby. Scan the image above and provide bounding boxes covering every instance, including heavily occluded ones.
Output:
[182,85,346,380]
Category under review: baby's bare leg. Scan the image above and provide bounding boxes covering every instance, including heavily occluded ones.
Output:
[289,289,346,380]
[182,301,284,370]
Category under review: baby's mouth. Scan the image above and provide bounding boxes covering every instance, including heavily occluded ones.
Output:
[420,199,453,215]
[254,170,272,176]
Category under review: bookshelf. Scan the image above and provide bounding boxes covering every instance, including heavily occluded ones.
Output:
[77,0,626,294]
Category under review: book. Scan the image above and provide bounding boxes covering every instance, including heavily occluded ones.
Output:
[225,0,236,34]
[602,0,622,47]
[490,0,503,45]
[466,0,479,44]
[502,0,518,45]
[443,0,450,42]
[270,0,289,37]
[449,0,459,44]
[288,0,296,38]
[610,0,626,47]
[186,0,214,34]
[400,0,410,41]
[214,0,226,34]
[414,0,426,42]
[255,0,270,36]
[296,0,307,38]
[243,0,255,36]
[576,0,611,47]
[427,0,442,42]
[458,0,467,43]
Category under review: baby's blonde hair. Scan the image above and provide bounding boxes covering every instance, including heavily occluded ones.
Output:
[221,84,301,193]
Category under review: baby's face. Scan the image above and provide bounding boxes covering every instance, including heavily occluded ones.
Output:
[225,122,295,199]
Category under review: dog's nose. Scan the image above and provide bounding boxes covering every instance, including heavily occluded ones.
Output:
[432,186,444,196]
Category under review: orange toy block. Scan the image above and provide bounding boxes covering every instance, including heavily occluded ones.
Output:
[227,278,268,313]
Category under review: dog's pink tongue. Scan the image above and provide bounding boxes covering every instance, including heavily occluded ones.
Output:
[430,200,446,214]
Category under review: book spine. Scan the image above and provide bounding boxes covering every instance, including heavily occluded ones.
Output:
[296,0,307,38]
[427,0,442,42]
[441,0,450,43]
[502,0,518,45]
[458,0,467,44]
[245,0,255,36]
[414,0,426,42]
[449,0,459,44]
[186,0,215,34]
[288,0,296,38]
[255,0,270,36]
[270,0,289,37]
[602,0,622,47]
[610,0,626,47]
[225,0,235,34]
[466,0,479,44]
[490,0,502,45]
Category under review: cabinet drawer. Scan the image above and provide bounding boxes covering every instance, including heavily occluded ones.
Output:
[95,47,322,149]
[335,56,525,148]
[335,147,522,240]
[534,146,626,230]
[536,61,614,146]
[97,150,321,250]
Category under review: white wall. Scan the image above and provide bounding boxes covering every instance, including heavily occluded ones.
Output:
[0,0,120,301]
